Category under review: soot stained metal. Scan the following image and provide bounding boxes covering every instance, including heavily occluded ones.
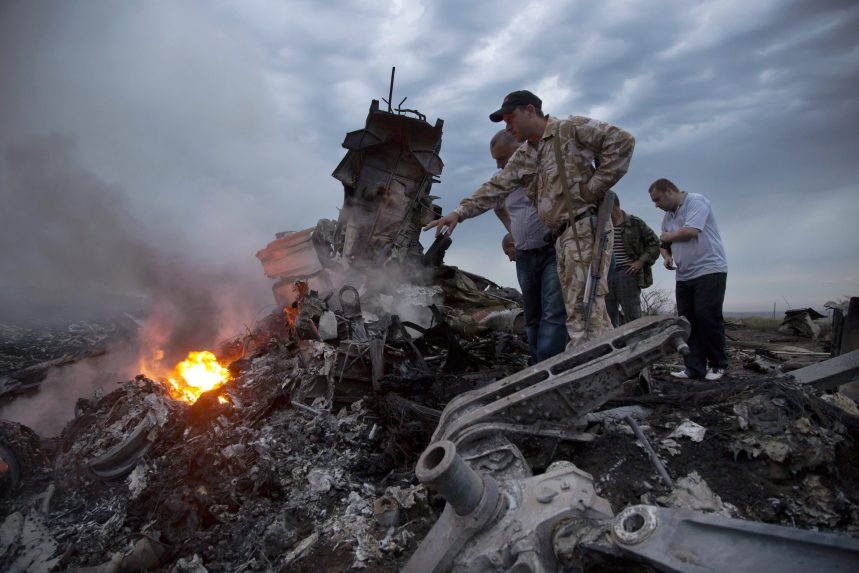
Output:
[257,69,444,310]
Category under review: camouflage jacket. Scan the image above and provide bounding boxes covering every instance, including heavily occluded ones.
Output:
[616,210,661,289]
[455,115,635,230]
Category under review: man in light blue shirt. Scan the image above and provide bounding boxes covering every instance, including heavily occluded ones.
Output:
[649,178,728,381]
[492,130,568,362]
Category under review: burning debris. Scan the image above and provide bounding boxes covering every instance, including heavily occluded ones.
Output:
[2,85,859,572]
[165,351,231,404]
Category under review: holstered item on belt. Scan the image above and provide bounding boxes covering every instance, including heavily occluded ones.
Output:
[543,207,596,244]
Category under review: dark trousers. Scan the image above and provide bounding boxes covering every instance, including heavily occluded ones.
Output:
[606,265,642,327]
[516,246,569,363]
[676,272,728,378]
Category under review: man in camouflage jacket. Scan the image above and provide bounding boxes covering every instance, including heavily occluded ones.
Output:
[424,90,635,346]
[606,197,661,326]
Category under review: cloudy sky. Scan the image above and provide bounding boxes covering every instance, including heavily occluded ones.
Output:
[2,0,858,321]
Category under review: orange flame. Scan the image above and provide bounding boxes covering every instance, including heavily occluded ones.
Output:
[167,350,231,404]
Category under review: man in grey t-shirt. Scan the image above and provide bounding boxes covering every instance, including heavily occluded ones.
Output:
[649,178,728,381]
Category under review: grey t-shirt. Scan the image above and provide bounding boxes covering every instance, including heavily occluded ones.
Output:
[661,192,727,281]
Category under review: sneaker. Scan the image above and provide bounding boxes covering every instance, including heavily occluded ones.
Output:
[705,368,726,381]
[670,369,693,380]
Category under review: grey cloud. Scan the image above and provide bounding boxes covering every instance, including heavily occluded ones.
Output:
[1,0,856,315]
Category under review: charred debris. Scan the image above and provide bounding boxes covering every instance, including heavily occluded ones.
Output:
[2,80,859,572]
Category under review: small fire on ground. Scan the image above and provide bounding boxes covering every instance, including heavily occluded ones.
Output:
[165,350,231,404]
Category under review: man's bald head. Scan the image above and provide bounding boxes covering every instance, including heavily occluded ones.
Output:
[490,129,519,169]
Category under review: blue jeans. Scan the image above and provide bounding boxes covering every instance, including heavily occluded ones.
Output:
[516,246,569,363]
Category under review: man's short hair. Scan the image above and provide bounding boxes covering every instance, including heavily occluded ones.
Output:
[649,178,680,194]
[490,129,517,149]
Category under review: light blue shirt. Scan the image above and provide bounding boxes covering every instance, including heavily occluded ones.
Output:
[661,192,727,281]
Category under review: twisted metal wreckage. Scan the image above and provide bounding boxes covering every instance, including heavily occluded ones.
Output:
[253,78,859,571]
[405,317,859,572]
[2,78,859,572]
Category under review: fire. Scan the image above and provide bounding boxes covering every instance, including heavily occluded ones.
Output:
[167,350,231,404]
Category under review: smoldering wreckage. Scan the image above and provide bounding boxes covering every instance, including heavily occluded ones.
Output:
[2,89,859,573]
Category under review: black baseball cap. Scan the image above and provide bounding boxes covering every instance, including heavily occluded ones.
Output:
[489,90,542,122]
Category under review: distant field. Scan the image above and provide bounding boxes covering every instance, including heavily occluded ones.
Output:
[724,309,831,318]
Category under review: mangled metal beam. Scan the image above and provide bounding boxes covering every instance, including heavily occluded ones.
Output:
[406,315,859,572]
[431,316,690,452]
[603,504,859,573]
[789,349,859,390]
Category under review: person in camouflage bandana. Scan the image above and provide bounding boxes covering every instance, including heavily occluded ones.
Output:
[424,90,635,347]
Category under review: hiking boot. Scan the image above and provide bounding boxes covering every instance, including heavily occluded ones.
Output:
[705,368,726,381]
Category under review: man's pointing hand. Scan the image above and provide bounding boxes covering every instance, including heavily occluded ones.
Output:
[423,212,461,237]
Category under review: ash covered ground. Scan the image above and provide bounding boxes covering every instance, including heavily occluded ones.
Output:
[2,306,858,572]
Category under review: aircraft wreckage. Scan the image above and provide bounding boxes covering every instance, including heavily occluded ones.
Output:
[2,76,859,572]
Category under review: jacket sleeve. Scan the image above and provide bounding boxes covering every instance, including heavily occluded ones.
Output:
[454,147,532,220]
[635,217,661,265]
[572,117,635,201]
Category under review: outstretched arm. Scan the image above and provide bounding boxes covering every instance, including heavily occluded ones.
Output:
[423,147,530,237]
[424,211,461,236]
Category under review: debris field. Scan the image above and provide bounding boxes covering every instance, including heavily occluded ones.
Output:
[2,86,858,572]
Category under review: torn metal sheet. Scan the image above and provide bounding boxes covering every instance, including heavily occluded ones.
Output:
[827,296,859,357]
[779,308,825,339]
[789,349,859,390]
[332,98,443,265]
[408,316,859,573]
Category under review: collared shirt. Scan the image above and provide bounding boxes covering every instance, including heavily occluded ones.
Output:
[454,115,635,230]
[661,192,728,281]
[493,167,550,250]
